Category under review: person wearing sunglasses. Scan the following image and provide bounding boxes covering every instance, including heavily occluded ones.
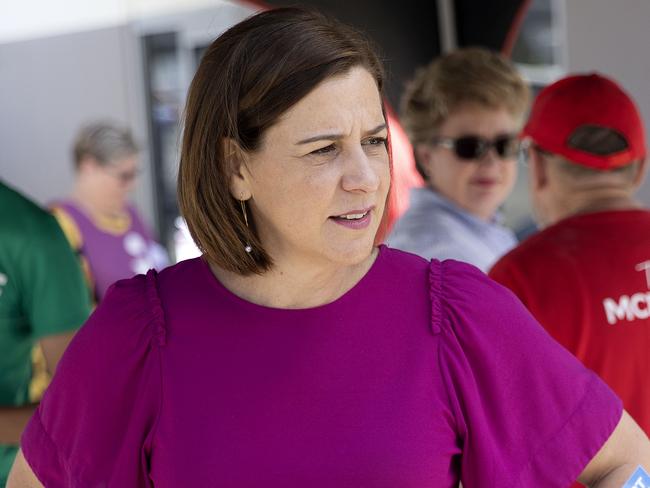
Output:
[50,121,169,303]
[387,48,529,272]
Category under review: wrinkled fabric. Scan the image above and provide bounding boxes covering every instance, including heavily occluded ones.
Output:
[22,246,621,487]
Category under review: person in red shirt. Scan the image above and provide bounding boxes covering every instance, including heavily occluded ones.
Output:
[489,73,649,443]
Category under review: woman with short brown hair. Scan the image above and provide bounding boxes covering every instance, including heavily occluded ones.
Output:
[9,8,650,488]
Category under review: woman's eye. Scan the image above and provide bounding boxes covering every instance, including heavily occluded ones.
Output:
[363,137,387,146]
[310,144,336,155]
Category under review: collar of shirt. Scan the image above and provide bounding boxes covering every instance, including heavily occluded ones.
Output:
[409,187,506,232]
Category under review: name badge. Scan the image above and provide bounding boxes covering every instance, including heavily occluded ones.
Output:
[622,466,650,488]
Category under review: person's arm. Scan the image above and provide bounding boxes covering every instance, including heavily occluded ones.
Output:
[0,406,37,445]
[579,410,650,487]
[0,330,76,444]
[6,449,42,488]
[39,330,76,376]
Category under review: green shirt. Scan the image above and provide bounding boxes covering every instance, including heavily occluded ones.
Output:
[0,181,91,481]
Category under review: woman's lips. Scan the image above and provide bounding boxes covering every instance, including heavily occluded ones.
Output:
[471,178,499,187]
[330,208,373,229]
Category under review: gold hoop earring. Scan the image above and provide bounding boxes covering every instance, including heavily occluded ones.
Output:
[239,195,253,254]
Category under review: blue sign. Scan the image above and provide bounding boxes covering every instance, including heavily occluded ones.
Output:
[622,466,650,488]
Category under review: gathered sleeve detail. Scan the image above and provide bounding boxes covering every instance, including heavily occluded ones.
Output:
[430,259,622,488]
[428,260,443,334]
[21,272,167,487]
[146,269,167,347]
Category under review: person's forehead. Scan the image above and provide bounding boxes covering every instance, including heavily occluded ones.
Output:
[441,104,518,133]
[111,154,139,168]
[273,67,384,134]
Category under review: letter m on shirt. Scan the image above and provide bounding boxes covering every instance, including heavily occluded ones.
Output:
[603,295,632,325]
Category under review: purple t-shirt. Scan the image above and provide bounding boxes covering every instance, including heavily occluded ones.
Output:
[53,200,169,301]
[21,246,621,487]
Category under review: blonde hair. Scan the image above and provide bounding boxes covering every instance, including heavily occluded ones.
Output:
[73,121,138,169]
[401,47,530,146]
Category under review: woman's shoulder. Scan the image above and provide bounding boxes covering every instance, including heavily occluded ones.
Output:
[380,247,509,329]
[422,255,521,335]
[112,256,205,299]
[79,269,167,349]
[382,245,495,294]
[58,260,206,358]
[381,245,430,270]
[387,249,522,332]
[155,256,205,288]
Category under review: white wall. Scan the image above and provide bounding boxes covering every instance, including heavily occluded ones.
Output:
[0,0,254,235]
[1,0,236,44]
[564,0,650,202]
[0,26,143,208]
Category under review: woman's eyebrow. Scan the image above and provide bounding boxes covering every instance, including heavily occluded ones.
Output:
[295,133,344,145]
[363,122,388,137]
[295,122,387,145]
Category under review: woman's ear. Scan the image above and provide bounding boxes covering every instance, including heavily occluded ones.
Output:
[224,138,252,200]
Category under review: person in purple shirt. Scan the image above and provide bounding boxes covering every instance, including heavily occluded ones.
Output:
[51,121,169,302]
[8,7,650,487]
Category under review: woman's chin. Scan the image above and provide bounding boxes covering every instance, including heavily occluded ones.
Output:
[325,239,376,267]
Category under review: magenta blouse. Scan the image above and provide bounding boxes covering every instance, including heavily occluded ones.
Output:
[21,246,621,487]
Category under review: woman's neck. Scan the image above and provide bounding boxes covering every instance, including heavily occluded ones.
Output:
[210,247,379,309]
[72,186,125,218]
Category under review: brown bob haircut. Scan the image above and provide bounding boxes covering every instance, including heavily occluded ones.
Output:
[178,7,385,275]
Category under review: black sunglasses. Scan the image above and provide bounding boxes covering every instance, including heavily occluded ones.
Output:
[431,134,521,161]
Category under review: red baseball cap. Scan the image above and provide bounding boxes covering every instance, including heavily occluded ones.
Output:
[522,73,646,170]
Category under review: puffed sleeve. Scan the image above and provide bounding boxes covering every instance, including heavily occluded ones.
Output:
[20,270,165,487]
[432,260,622,487]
